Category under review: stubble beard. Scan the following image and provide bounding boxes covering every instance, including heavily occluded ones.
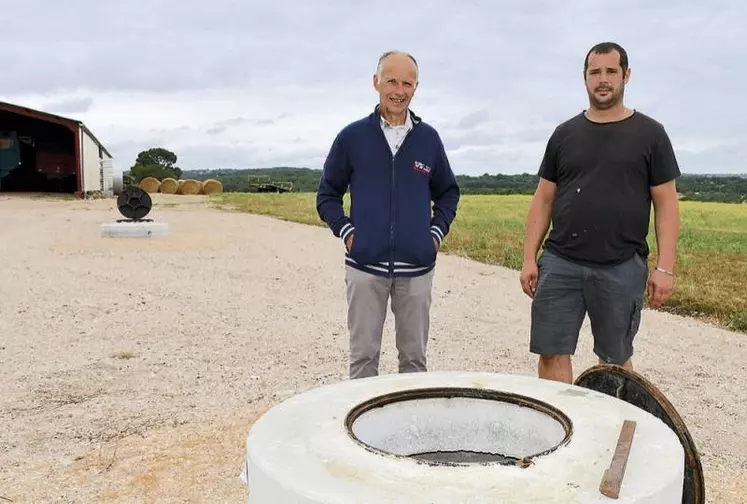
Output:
[588,84,624,110]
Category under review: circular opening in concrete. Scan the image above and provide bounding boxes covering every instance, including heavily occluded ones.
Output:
[345,387,573,467]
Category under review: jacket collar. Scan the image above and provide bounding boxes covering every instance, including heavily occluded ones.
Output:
[370,104,421,127]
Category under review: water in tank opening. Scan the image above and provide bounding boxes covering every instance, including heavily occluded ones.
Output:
[408,449,524,465]
[345,387,573,467]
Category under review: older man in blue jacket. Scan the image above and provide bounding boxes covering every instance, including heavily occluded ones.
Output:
[317,50,460,379]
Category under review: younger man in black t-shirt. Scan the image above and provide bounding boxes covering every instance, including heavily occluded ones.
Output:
[520,42,681,384]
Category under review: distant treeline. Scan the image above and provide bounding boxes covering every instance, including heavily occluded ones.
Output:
[181,167,747,203]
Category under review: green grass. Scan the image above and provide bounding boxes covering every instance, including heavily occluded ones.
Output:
[28,193,77,201]
[212,193,747,334]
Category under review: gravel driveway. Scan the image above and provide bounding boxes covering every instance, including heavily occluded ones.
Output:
[1,194,744,503]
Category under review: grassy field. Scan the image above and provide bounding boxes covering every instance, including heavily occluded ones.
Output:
[213,192,747,333]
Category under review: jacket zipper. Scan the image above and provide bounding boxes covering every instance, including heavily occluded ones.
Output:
[377,118,416,278]
[389,152,395,277]
[389,127,416,277]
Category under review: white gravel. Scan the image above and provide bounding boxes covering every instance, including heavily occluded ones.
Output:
[0,193,745,503]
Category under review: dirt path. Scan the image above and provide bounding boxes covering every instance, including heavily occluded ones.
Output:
[0,194,744,503]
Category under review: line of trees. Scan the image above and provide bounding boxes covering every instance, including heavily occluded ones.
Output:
[122,147,747,204]
[180,167,747,204]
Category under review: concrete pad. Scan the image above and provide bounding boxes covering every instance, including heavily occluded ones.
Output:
[100,221,169,238]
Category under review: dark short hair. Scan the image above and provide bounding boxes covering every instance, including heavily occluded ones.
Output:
[584,42,629,74]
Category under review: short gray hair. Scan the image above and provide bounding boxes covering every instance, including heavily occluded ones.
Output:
[376,50,419,80]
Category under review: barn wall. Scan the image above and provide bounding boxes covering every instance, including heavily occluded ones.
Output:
[81,127,102,193]
[36,151,76,176]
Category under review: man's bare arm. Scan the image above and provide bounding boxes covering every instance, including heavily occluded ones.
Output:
[523,178,557,263]
[650,180,680,272]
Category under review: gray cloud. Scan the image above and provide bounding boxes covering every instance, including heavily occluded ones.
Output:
[206,117,249,135]
[216,117,248,128]
[175,145,262,170]
[41,97,93,115]
[457,110,491,129]
[676,141,747,175]
[443,125,555,152]
[0,0,743,175]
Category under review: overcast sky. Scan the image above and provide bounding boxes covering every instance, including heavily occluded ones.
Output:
[1,0,744,176]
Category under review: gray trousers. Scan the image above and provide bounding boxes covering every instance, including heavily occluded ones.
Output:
[345,265,434,379]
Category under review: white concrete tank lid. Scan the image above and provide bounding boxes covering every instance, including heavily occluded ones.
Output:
[244,371,684,503]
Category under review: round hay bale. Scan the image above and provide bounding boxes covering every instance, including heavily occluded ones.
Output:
[138,177,161,193]
[177,179,187,194]
[180,179,202,195]
[202,178,224,195]
[159,177,179,194]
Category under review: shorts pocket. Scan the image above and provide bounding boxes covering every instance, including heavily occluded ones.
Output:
[537,251,549,270]
[627,298,643,339]
[632,253,648,271]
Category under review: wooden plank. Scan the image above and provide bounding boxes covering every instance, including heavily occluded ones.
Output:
[600,419,637,499]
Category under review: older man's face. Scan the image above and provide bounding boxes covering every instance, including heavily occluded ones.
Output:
[374,54,418,121]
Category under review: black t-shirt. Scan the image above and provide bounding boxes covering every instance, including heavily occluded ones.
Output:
[538,110,681,266]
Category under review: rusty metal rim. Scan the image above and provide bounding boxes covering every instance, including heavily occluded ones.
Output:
[344,386,574,468]
[574,365,705,504]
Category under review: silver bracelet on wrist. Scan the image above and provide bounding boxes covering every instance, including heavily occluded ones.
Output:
[655,266,674,276]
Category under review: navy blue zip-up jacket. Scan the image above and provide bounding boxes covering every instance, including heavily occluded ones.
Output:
[316,106,460,278]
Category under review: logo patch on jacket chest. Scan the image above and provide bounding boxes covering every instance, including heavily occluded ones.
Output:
[413,160,432,176]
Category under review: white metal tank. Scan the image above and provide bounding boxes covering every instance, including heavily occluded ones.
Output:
[242,371,686,503]
[100,158,114,196]
[112,166,124,195]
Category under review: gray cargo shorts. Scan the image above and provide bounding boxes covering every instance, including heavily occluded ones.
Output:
[529,249,648,364]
